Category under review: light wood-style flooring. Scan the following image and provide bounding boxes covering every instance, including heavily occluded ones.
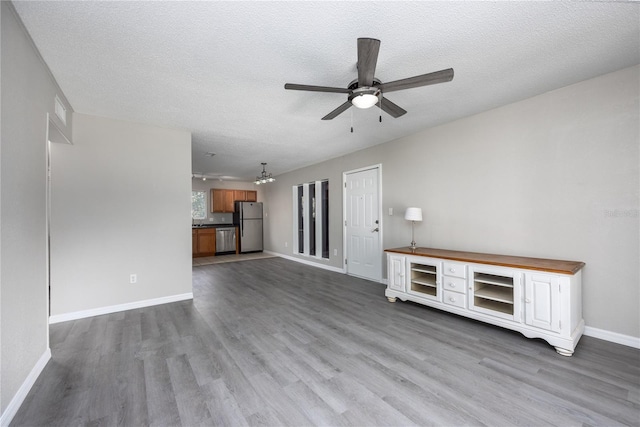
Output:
[12,257,640,426]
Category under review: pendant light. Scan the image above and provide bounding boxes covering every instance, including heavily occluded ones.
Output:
[254,162,275,185]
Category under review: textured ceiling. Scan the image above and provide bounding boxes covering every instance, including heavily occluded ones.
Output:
[12,1,640,181]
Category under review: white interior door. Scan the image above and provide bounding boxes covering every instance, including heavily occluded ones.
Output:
[344,166,381,282]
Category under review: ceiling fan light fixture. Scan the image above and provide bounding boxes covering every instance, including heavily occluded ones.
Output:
[349,87,380,109]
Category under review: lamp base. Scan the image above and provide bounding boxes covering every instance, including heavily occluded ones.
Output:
[409,221,417,250]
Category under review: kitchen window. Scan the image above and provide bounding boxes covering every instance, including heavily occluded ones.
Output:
[293,180,329,259]
[191,191,206,220]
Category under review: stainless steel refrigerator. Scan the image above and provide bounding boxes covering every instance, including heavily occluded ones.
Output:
[234,202,263,253]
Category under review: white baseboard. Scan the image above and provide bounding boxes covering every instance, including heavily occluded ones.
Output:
[264,251,346,274]
[0,348,51,427]
[584,326,640,349]
[49,292,194,324]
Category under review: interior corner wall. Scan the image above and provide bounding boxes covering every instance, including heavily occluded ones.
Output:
[264,65,639,339]
[0,2,73,417]
[49,113,192,316]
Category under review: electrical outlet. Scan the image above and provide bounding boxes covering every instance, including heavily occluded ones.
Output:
[333,249,338,256]
[285,242,288,247]
[129,274,137,284]
[389,207,393,216]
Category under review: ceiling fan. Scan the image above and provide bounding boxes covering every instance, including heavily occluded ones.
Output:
[284,38,454,120]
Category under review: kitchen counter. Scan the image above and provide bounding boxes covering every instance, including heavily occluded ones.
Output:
[192,224,237,229]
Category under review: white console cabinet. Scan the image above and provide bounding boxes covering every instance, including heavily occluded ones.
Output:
[385,247,585,356]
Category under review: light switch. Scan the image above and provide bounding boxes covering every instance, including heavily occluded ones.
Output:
[389,207,393,216]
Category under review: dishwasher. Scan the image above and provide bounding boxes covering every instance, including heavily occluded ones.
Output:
[215,227,236,254]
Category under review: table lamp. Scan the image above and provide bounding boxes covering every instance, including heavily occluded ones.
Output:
[404,207,423,249]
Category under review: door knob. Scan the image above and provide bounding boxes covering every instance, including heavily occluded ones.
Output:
[371,227,379,232]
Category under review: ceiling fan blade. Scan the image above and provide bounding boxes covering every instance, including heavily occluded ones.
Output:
[357,38,380,87]
[322,101,352,120]
[284,83,350,94]
[378,68,454,93]
[380,97,407,118]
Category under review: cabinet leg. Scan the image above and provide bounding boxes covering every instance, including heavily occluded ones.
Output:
[387,297,397,303]
[554,346,574,357]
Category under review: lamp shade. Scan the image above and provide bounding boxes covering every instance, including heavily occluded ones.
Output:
[404,207,423,222]
[351,93,379,109]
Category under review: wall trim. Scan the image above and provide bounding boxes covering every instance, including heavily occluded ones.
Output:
[265,251,346,274]
[49,293,193,324]
[0,348,51,427]
[584,326,640,349]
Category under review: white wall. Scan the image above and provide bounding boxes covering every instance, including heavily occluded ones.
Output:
[0,2,73,419]
[49,113,192,316]
[264,65,639,339]
[262,165,345,269]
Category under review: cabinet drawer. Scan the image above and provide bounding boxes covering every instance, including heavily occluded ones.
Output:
[443,290,466,308]
[443,276,466,294]
[443,261,466,279]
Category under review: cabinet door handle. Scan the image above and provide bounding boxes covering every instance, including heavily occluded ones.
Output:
[449,268,456,273]
[525,298,531,303]
[449,297,456,302]
[448,282,455,288]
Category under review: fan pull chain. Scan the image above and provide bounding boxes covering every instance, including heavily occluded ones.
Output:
[379,97,382,123]
[350,108,354,133]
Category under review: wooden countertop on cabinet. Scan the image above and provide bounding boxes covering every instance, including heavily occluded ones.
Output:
[385,247,584,275]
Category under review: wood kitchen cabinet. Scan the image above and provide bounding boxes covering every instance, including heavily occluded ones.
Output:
[211,189,224,212]
[211,189,235,213]
[210,189,258,212]
[245,190,257,202]
[234,190,246,202]
[233,190,258,202]
[234,190,257,202]
[193,228,216,257]
[224,190,235,212]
